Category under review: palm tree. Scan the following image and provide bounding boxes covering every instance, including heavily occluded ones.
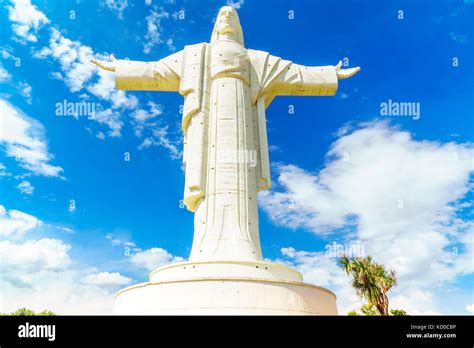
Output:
[338,255,397,316]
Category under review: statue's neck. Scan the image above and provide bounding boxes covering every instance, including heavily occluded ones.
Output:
[217,32,239,43]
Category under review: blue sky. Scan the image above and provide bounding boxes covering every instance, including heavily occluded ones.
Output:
[0,0,472,314]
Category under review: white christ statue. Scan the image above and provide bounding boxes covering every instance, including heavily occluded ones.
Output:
[92,6,359,264]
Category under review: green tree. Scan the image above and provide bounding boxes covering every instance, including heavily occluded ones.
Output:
[347,304,379,316]
[389,308,408,316]
[347,303,408,316]
[339,255,397,316]
[360,303,380,316]
[0,308,56,316]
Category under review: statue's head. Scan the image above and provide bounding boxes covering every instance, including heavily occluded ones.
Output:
[211,6,244,45]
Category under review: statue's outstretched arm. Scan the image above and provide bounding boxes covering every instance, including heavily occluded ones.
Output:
[334,60,360,79]
[91,55,117,71]
[266,59,360,97]
[91,51,183,92]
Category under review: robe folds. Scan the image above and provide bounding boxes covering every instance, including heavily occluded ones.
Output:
[115,43,338,216]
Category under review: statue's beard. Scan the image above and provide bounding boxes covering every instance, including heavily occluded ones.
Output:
[217,22,236,36]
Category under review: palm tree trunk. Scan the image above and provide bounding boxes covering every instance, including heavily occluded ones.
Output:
[376,294,390,315]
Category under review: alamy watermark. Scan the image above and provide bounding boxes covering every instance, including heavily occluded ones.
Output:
[18,323,55,341]
[216,149,257,168]
[380,99,420,120]
[55,99,100,117]
[324,241,365,258]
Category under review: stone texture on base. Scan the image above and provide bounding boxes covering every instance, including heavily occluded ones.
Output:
[114,261,337,315]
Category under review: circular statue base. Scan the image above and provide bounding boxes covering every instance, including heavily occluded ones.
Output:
[114,260,337,315]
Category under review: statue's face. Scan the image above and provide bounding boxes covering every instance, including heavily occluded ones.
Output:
[215,8,238,36]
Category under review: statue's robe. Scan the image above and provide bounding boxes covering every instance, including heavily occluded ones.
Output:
[115,42,338,261]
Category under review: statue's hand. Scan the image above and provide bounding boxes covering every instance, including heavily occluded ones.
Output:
[335,60,360,79]
[91,55,117,72]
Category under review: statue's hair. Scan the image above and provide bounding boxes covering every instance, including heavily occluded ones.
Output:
[210,6,244,45]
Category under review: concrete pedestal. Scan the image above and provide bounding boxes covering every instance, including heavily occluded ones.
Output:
[114,260,337,315]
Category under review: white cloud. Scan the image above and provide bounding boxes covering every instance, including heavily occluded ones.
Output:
[136,125,181,159]
[131,101,162,123]
[280,247,363,315]
[105,233,141,252]
[0,204,42,238]
[81,272,132,286]
[130,247,184,271]
[88,109,123,138]
[151,127,181,158]
[59,226,74,234]
[86,70,138,110]
[280,247,445,315]
[25,11,179,151]
[0,64,32,102]
[7,0,49,43]
[0,64,12,82]
[165,38,175,52]
[130,101,181,158]
[0,49,14,60]
[339,92,349,99]
[34,28,140,137]
[0,163,9,176]
[6,0,180,155]
[0,269,117,314]
[111,238,122,246]
[450,32,467,44]
[143,8,170,54]
[34,28,95,92]
[0,205,132,314]
[138,137,153,149]
[0,238,71,272]
[390,290,441,315]
[226,0,245,9]
[261,121,474,314]
[17,180,34,195]
[0,99,63,177]
[102,0,128,19]
[18,81,32,103]
[268,144,280,153]
[466,304,474,314]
